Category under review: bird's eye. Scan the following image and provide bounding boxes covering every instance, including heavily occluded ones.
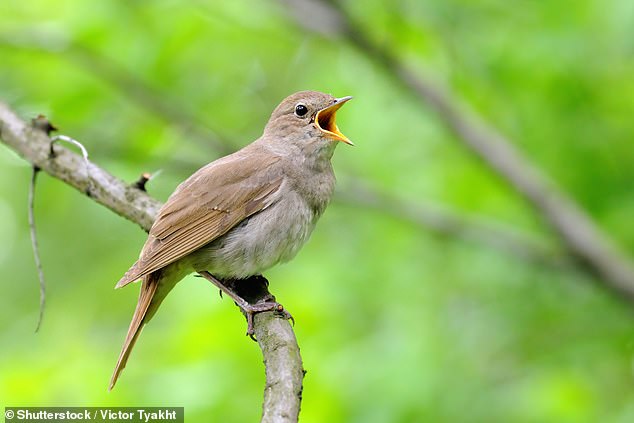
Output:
[294,104,308,117]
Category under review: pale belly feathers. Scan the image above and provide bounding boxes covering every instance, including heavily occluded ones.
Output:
[188,190,317,279]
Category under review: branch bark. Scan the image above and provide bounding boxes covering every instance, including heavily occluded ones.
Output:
[282,0,634,301]
[0,101,304,422]
[254,312,304,422]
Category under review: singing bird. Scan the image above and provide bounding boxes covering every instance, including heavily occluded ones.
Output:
[109,91,352,390]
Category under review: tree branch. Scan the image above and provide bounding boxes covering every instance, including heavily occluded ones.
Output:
[0,101,303,422]
[255,312,304,423]
[282,0,634,301]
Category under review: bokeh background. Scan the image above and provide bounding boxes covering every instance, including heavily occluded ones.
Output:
[1,1,634,422]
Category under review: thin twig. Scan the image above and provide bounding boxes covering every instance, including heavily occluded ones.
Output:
[50,134,92,190]
[28,166,46,332]
[131,170,162,192]
[26,133,92,331]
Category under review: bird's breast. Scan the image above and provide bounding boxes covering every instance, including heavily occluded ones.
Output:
[189,188,322,278]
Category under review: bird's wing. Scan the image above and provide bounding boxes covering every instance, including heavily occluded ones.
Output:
[115,153,283,288]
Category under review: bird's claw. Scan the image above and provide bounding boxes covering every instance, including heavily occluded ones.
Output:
[279,307,294,327]
[240,302,294,339]
[196,271,293,340]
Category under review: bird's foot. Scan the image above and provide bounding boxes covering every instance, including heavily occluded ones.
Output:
[196,271,294,338]
[240,301,294,338]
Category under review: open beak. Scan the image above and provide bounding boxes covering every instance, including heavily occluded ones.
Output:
[315,96,353,145]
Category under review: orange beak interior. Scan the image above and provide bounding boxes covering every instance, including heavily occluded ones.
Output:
[315,96,353,145]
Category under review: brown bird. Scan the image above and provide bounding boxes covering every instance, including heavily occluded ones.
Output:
[109,90,352,390]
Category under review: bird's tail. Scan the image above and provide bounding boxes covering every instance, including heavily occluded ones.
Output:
[109,272,160,391]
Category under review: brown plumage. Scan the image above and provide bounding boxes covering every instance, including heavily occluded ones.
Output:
[109,91,352,390]
[115,155,284,288]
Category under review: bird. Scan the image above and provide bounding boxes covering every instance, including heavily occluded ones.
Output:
[109,90,352,390]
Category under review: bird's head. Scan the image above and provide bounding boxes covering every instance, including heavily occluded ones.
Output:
[263,90,353,157]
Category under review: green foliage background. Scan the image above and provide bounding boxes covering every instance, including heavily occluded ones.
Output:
[1,1,633,421]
